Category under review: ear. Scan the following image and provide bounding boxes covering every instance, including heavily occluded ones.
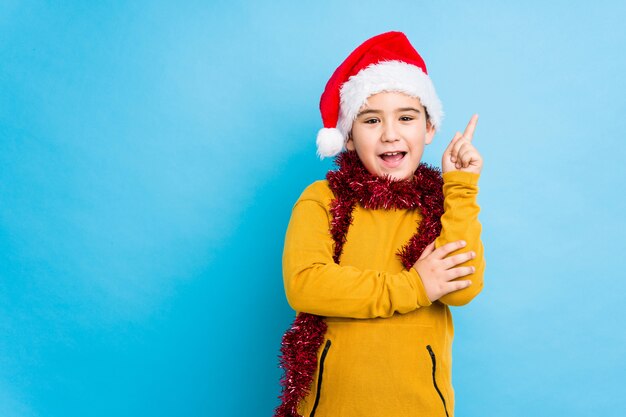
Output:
[346,132,355,151]
[424,120,436,145]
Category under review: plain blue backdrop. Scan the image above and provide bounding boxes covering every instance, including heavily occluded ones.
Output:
[1,1,625,416]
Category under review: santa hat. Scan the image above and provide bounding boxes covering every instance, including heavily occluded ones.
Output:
[316,31,443,159]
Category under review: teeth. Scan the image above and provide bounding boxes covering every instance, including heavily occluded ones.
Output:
[382,152,403,156]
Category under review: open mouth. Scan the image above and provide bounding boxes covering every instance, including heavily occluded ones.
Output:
[379,151,407,164]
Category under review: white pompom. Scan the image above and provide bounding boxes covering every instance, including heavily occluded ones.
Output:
[316,128,345,159]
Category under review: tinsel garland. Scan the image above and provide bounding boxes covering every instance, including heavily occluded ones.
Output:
[275,151,444,417]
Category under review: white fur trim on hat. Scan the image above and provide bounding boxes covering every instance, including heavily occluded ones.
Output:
[337,60,443,137]
[316,127,345,159]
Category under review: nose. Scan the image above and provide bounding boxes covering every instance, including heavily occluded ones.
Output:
[381,121,400,142]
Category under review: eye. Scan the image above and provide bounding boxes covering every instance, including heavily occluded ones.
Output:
[363,118,380,124]
[400,116,414,122]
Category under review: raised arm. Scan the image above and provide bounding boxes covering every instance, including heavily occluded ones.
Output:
[282,183,432,319]
[434,171,485,305]
[435,114,486,306]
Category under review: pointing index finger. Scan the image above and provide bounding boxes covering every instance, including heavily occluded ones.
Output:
[463,114,479,142]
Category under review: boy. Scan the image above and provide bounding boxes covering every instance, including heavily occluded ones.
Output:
[275,31,485,417]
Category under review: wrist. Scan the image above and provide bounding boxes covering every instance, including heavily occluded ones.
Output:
[409,267,433,307]
[442,170,480,185]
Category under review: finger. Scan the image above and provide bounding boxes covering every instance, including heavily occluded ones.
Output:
[446,132,463,162]
[443,280,472,295]
[456,140,473,153]
[457,144,475,158]
[418,241,436,260]
[453,140,473,159]
[442,251,476,269]
[447,266,476,280]
[433,240,466,259]
[458,148,480,168]
[465,154,479,168]
[452,140,471,164]
[458,149,474,168]
[451,115,479,162]
[463,114,479,142]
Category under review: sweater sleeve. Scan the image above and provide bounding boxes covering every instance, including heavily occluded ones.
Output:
[434,171,486,306]
[282,181,432,319]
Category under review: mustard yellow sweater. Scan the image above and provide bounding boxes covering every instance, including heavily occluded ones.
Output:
[282,170,485,417]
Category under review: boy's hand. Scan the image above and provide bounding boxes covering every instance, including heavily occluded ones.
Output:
[412,240,475,302]
[442,114,483,174]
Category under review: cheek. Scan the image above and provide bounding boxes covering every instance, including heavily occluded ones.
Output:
[407,128,428,146]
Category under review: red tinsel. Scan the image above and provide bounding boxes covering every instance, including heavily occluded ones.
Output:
[275,151,444,417]
[275,314,328,417]
[327,151,444,268]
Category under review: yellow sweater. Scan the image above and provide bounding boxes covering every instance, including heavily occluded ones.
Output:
[283,170,485,417]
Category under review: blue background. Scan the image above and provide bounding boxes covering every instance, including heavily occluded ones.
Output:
[2,1,625,416]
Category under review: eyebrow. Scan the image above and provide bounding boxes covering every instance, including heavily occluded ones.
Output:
[356,107,422,118]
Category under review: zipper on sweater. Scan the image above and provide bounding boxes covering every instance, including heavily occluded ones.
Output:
[309,339,332,417]
[426,345,450,417]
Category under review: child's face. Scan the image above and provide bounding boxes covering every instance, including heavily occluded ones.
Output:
[346,91,435,181]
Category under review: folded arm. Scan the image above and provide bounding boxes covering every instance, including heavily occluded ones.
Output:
[283,191,432,319]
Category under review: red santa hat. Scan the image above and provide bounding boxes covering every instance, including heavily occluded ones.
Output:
[316,31,444,158]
